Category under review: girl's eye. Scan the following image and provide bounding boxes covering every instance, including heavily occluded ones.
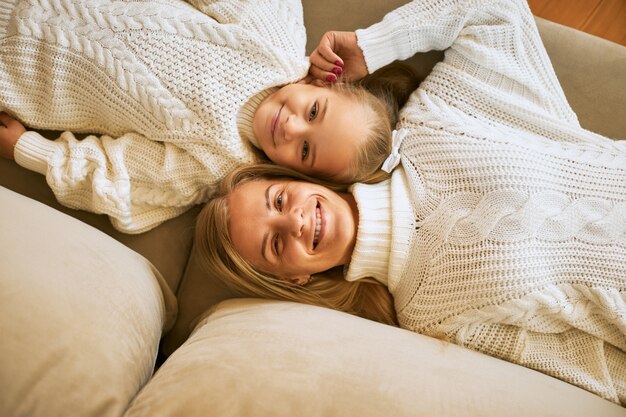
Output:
[275,192,283,211]
[308,102,318,121]
[301,141,309,161]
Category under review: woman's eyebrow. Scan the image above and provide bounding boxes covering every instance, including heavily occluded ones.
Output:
[261,232,269,262]
[265,184,272,211]
[261,184,273,262]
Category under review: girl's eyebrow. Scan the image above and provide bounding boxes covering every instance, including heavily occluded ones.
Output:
[321,97,328,121]
[311,143,317,170]
[310,98,328,171]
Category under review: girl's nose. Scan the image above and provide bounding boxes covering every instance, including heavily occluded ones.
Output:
[283,114,305,143]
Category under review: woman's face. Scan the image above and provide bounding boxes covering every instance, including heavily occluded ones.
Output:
[228,178,358,284]
[253,83,369,182]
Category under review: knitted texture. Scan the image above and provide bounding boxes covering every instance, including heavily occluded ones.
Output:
[354,0,626,405]
[0,0,309,232]
[345,179,393,284]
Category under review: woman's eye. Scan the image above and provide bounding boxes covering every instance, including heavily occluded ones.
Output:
[308,102,318,121]
[301,141,309,161]
[275,192,283,211]
[273,235,279,255]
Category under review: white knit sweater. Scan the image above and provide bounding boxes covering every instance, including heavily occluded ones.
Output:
[0,0,309,232]
[348,0,626,405]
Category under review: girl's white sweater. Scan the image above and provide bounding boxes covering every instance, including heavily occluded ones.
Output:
[0,0,309,232]
[348,0,626,405]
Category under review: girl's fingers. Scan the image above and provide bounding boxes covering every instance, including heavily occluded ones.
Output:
[316,38,344,68]
[310,50,342,79]
[308,63,338,83]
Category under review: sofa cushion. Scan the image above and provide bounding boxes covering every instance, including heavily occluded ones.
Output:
[124,299,623,417]
[0,186,176,417]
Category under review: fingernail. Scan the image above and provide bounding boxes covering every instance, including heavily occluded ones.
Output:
[332,66,343,76]
[335,60,343,67]
[326,74,337,83]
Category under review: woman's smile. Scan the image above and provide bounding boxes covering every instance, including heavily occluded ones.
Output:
[313,201,325,250]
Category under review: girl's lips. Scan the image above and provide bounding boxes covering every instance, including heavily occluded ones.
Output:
[271,105,284,147]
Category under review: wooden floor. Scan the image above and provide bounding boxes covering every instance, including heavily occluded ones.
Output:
[528,0,626,46]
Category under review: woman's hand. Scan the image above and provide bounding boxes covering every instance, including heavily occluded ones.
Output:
[0,112,26,160]
[309,31,368,83]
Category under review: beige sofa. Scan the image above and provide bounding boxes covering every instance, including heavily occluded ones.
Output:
[1,1,625,416]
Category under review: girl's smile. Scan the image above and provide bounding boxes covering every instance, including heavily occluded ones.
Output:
[271,104,284,146]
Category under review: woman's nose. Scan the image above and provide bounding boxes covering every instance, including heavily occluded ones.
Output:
[278,207,304,236]
[283,114,305,143]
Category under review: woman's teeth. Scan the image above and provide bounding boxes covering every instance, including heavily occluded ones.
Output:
[313,205,321,248]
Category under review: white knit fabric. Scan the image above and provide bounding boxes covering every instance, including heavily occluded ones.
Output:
[0,0,309,232]
[351,0,626,405]
[344,179,392,285]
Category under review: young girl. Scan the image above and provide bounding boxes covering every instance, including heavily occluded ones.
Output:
[194,0,626,406]
[0,0,414,233]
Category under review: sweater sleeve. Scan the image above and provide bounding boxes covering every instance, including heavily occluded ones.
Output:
[356,0,579,126]
[184,0,307,63]
[455,323,625,405]
[14,130,232,234]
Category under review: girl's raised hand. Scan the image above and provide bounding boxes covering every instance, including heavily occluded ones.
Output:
[0,112,26,160]
[309,31,368,83]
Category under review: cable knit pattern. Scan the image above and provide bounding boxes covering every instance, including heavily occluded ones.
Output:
[1,0,309,232]
[351,0,626,405]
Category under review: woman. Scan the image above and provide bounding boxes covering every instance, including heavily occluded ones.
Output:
[197,159,626,405]
[195,0,626,405]
[0,0,415,233]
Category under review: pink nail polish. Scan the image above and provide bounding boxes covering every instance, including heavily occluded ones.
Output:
[332,66,343,76]
[335,60,343,67]
[326,74,337,82]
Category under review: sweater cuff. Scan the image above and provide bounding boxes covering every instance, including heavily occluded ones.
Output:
[356,12,412,73]
[14,131,59,175]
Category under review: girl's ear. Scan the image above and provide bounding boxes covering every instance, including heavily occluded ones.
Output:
[297,75,326,87]
[287,274,311,286]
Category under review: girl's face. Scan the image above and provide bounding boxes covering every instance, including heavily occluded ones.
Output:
[253,83,369,182]
[228,178,358,284]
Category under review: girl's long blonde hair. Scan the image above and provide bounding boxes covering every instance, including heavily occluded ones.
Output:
[194,163,397,326]
[333,62,421,184]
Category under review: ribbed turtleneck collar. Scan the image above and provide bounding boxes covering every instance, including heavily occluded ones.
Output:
[344,179,393,285]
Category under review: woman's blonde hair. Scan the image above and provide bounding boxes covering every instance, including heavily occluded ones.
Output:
[194,163,398,326]
[333,62,421,185]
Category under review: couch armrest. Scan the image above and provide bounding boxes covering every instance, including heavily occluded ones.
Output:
[536,17,626,139]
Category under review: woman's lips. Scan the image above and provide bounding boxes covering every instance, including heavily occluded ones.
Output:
[271,105,284,147]
[316,202,326,249]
